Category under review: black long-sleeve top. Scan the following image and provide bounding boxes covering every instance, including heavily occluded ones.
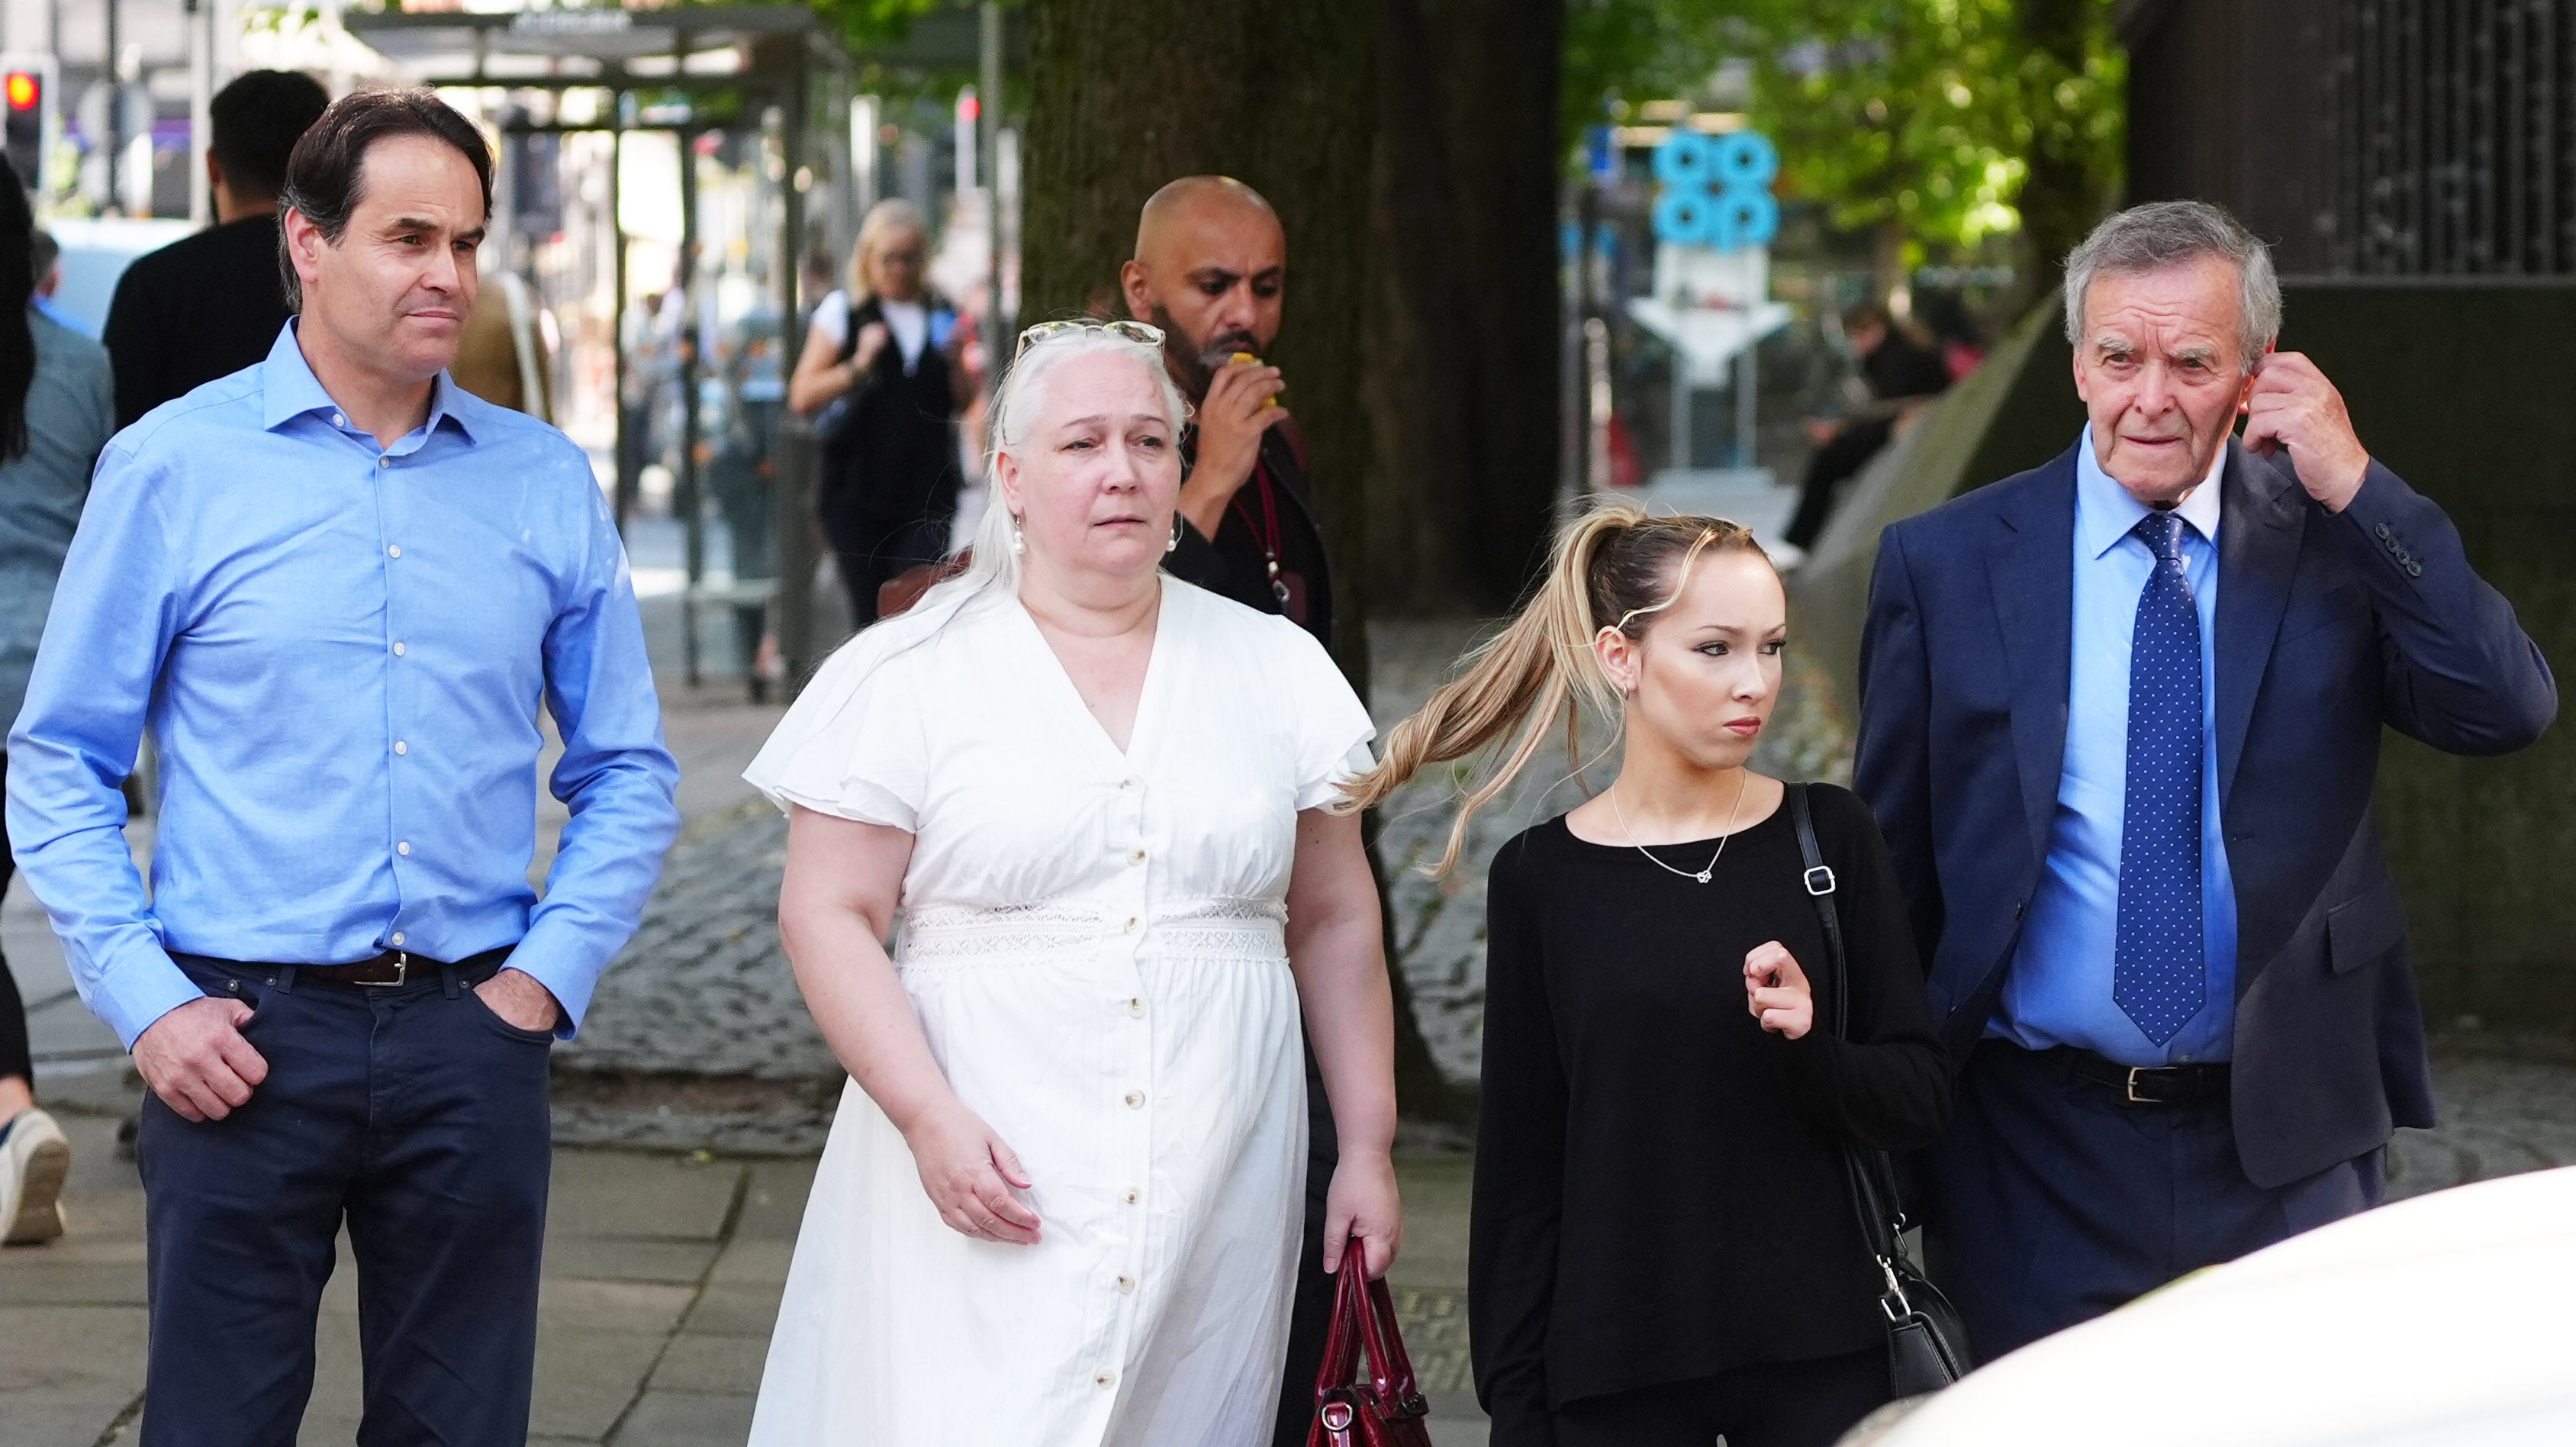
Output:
[1468,785,1950,1443]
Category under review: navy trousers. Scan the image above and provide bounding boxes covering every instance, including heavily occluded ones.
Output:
[1923,1040,2381,1362]
[137,953,555,1447]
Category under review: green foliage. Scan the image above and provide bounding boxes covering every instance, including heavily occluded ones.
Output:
[1564,0,2124,259]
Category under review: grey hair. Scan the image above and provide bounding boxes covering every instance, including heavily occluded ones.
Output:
[2062,200,2281,372]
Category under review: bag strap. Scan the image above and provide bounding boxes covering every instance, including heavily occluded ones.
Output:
[1788,785,1915,1305]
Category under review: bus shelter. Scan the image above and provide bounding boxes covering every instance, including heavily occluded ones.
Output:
[343,2,858,694]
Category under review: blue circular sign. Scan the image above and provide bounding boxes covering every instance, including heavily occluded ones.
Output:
[1650,127,1779,251]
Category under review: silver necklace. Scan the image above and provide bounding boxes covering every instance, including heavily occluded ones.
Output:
[1609,771,1749,885]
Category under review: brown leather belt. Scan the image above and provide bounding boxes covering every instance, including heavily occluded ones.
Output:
[295,947,511,988]
[2043,1046,2231,1105]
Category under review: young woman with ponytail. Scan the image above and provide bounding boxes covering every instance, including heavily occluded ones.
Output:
[1341,503,1950,1446]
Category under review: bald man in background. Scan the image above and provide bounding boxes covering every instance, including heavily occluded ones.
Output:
[1122,176,1344,1445]
[1122,176,1335,646]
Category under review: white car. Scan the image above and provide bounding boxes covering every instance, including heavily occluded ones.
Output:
[1850,1165,2576,1445]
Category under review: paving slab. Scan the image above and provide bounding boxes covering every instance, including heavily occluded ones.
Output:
[608,1389,758,1447]
[646,1333,771,1395]
[546,1152,743,1242]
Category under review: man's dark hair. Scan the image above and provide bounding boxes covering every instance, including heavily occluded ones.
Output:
[1841,299,1892,334]
[277,89,493,308]
[209,70,329,204]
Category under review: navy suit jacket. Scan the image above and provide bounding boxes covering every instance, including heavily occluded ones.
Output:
[1854,441,2555,1187]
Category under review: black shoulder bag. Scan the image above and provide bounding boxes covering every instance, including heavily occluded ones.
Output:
[1788,782,1972,1397]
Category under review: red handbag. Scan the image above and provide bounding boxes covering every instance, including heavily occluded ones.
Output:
[1306,1247,1435,1447]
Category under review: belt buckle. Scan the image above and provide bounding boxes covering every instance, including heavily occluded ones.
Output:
[2125,1066,2152,1104]
[359,951,410,988]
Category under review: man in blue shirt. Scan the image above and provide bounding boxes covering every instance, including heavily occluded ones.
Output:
[1855,201,2553,1360]
[7,90,678,1445]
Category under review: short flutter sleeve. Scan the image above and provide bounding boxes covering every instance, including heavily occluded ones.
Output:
[742,622,933,831]
[1271,617,1377,812]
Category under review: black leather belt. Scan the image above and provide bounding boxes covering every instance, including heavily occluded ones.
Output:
[2043,1046,2231,1105]
[295,946,512,988]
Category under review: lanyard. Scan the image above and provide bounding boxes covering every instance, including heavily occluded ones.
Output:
[1228,458,1294,607]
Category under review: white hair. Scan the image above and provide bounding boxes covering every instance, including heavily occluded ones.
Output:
[917,324,1190,614]
[2062,200,2281,372]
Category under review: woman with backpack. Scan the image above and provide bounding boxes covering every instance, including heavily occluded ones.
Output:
[788,198,971,627]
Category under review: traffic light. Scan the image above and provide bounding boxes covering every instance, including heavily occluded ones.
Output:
[0,61,42,192]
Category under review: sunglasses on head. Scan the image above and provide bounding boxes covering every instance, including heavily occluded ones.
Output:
[1014,317,1165,359]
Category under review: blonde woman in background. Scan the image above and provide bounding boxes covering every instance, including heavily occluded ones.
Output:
[744,321,1402,1444]
[1341,505,1950,1447]
[788,198,972,627]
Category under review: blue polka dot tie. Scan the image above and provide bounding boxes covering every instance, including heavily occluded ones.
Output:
[2115,511,2204,1046]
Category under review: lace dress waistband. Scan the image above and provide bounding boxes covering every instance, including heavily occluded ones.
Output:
[897,898,1289,969]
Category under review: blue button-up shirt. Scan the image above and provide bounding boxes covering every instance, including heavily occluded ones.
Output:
[1994,428,2239,1066]
[7,324,680,1047]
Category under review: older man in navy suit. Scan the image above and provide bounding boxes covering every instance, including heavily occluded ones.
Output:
[1854,200,2555,1361]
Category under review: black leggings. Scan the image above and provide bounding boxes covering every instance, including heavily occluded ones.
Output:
[1552,1347,1889,1447]
[0,753,27,1084]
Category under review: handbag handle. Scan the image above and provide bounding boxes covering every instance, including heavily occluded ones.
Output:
[1309,1241,1431,1445]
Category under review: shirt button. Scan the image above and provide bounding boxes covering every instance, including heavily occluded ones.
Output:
[394,740,408,756]
[332,412,346,427]
[1123,1188,1141,1204]
[1119,777,1140,791]
[396,841,411,856]
[1123,1091,1145,1109]
[392,642,407,656]
[386,543,402,559]
[377,456,391,469]
[1116,1275,1135,1295]
[390,931,406,946]
[1095,1372,1115,1388]
[1127,997,1145,1017]
[1125,917,1140,934]
[1127,849,1145,866]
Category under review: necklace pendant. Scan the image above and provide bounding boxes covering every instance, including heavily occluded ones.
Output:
[1695,869,1712,883]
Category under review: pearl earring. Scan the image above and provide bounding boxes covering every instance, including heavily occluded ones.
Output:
[1010,514,1026,557]
[1166,517,1182,554]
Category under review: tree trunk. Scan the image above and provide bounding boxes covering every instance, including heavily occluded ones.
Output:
[1362,0,1567,615]
[1023,0,1472,1124]
[2017,0,2114,286]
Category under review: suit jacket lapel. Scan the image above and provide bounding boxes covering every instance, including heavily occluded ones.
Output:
[1990,448,2079,862]
[2214,443,2303,803]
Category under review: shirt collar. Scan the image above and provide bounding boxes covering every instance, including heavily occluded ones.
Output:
[259,320,480,446]
[2075,424,2225,561]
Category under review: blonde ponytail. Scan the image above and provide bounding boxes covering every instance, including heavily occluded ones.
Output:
[1337,501,1764,875]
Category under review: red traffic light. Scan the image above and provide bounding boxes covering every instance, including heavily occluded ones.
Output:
[5,73,36,111]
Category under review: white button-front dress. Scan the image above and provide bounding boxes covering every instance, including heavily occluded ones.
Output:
[740,577,1375,1446]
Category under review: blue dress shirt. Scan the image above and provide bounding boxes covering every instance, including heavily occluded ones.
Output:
[7,324,680,1048]
[1994,427,2239,1066]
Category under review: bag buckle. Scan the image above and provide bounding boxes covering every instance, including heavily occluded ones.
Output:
[1803,864,1837,896]
[359,952,410,988]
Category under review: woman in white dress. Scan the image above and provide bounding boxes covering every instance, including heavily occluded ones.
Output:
[741,320,1403,1445]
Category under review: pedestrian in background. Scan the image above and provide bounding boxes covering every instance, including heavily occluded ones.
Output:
[742,321,1401,1445]
[101,69,329,428]
[0,156,114,1250]
[787,198,968,629]
[1781,300,1951,554]
[8,90,678,1444]
[1343,504,1949,1447]
[1855,200,2555,1361]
